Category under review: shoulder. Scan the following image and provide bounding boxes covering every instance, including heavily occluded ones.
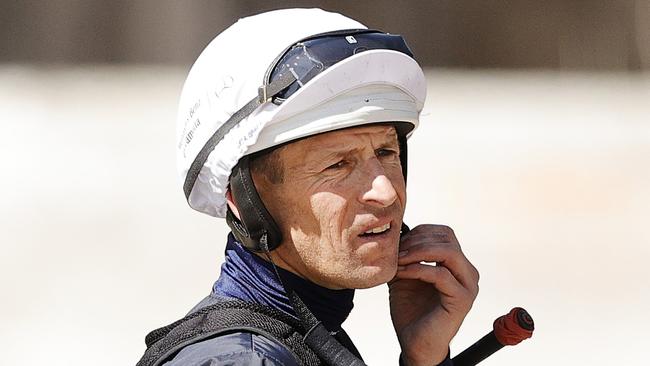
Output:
[163,331,300,366]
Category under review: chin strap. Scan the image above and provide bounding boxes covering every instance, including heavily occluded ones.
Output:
[259,234,367,366]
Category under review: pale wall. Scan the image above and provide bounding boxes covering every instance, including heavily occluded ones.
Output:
[0,66,648,365]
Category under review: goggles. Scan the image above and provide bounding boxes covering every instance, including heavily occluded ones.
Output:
[265,30,415,103]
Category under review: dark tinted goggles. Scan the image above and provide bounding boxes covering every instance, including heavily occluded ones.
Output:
[266,30,414,104]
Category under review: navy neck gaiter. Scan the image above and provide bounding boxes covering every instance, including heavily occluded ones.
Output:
[213,233,355,332]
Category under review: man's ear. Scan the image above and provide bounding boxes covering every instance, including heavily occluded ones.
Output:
[226,188,241,220]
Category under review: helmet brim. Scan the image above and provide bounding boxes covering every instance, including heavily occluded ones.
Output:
[245,49,426,155]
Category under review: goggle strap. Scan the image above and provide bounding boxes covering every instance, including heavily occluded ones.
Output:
[183,71,296,200]
[257,71,295,104]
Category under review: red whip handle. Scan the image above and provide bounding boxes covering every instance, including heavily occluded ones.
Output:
[451,307,534,366]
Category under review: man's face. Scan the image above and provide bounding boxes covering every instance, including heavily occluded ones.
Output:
[253,125,406,289]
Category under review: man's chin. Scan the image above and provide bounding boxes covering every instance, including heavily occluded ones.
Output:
[343,263,398,289]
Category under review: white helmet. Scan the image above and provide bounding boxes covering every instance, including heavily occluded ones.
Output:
[176,8,426,250]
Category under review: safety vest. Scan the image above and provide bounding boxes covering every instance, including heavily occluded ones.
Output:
[137,298,321,365]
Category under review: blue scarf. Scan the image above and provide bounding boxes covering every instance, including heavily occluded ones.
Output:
[213,233,355,332]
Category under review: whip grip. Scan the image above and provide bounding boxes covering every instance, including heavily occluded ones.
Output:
[452,307,534,366]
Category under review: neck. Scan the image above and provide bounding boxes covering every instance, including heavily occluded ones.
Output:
[213,233,355,331]
[259,246,344,290]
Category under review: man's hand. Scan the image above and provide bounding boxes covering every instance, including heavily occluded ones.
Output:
[389,224,479,366]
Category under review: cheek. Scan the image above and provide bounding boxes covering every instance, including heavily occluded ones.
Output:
[388,167,407,204]
[263,183,318,242]
[309,191,349,238]
[397,179,407,206]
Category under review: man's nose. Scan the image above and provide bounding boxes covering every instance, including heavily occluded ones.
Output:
[360,174,398,208]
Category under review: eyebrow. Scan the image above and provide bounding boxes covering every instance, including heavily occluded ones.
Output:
[304,136,400,163]
[308,147,359,164]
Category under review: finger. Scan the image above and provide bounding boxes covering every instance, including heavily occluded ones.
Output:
[395,263,469,301]
[406,224,458,243]
[398,243,479,294]
[400,225,460,251]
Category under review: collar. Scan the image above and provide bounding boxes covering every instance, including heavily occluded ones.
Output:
[212,233,355,331]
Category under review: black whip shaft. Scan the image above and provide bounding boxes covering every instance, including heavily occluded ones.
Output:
[451,331,504,366]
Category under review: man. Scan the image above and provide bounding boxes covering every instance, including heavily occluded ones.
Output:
[138,8,478,366]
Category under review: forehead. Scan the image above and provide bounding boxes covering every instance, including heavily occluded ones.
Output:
[273,125,399,170]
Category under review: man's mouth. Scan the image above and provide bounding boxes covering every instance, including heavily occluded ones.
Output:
[360,222,391,236]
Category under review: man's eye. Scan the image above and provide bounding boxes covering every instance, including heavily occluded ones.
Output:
[326,160,347,170]
[377,148,398,157]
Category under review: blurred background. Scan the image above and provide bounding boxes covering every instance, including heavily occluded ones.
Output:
[1,1,649,365]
